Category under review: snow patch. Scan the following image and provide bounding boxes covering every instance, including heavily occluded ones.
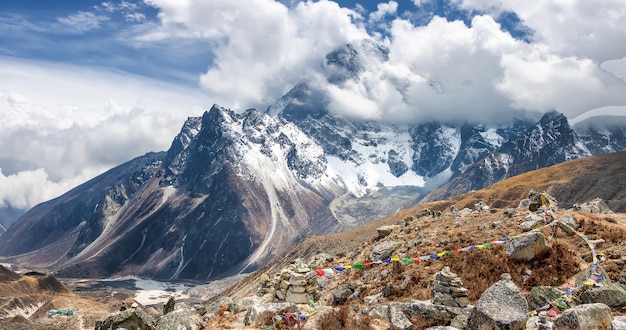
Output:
[160,185,176,206]
[479,128,505,148]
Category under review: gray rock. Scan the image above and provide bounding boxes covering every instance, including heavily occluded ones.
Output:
[95,307,156,330]
[504,208,516,218]
[505,232,551,261]
[230,296,261,314]
[383,282,393,297]
[553,303,613,330]
[573,197,612,214]
[467,276,528,330]
[332,284,353,305]
[162,296,175,315]
[613,315,626,330]
[401,300,468,325]
[559,213,578,230]
[580,283,626,308]
[521,214,545,231]
[156,303,203,330]
[285,291,312,304]
[367,304,390,321]
[425,327,461,330]
[377,225,396,239]
[526,315,555,330]
[370,240,399,261]
[389,302,413,330]
[529,286,568,310]
[243,302,297,326]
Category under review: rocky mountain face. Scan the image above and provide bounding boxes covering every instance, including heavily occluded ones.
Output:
[1,40,625,281]
[424,111,595,201]
[573,115,626,155]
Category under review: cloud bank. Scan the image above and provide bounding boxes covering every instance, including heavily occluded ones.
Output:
[0,57,207,209]
[145,0,626,122]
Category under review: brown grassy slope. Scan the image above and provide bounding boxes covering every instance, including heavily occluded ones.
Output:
[214,151,626,304]
[426,151,626,212]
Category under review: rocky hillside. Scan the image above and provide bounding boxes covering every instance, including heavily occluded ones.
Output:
[0,265,125,330]
[201,152,626,329]
[1,152,626,329]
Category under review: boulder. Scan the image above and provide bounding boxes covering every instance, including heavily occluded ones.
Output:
[163,296,175,315]
[243,302,297,326]
[332,284,354,305]
[612,315,626,330]
[580,283,626,308]
[156,303,204,330]
[370,240,399,261]
[520,214,545,232]
[389,302,413,330]
[233,295,262,313]
[573,197,612,214]
[559,213,578,230]
[377,225,396,239]
[503,208,516,218]
[95,307,156,330]
[467,274,528,330]
[529,286,569,310]
[525,315,555,330]
[505,232,551,261]
[401,300,468,326]
[553,303,613,330]
[367,304,390,321]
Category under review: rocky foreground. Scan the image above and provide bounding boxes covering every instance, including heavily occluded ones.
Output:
[1,192,625,330]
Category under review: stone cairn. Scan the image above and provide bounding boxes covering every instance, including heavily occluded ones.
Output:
[257,262,320,304]
[431,266,469,307]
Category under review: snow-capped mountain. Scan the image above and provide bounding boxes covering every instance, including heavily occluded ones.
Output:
[424,111,594,201]
[0,102,524,280]
[1,40,625,281]
[570,107,626,155]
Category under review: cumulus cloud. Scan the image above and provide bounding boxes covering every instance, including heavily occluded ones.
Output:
[0,168,105,209]
[455,0,626,60]
[141,0,626,122]
[0,57,208,209]
[144,0,369,110]
[369,1,398,23]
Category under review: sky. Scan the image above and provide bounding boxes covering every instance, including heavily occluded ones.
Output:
[1,0,626,213]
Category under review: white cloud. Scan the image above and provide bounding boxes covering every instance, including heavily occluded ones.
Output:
[0,167,105,209]
[125,12,146,22]
[139,0,626,123]
[369,1,398,23]
[455,0,626,60]
[0,57,208,209]
[56,11,110,32]
[144,0,369,110]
